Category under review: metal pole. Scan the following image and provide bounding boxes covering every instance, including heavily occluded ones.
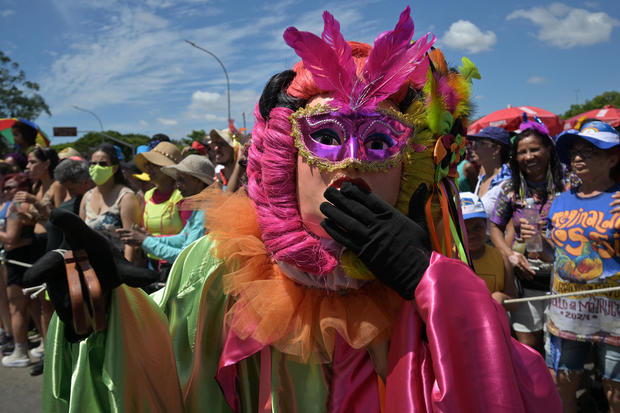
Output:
[184,40,231,122]
[72,105,105,144]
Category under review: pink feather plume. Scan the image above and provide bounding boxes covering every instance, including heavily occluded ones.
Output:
[283,7,435,111]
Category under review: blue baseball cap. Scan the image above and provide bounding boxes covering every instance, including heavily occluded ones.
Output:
[460,192,488,220]
[467,126,511,147]
[555,121,620,164]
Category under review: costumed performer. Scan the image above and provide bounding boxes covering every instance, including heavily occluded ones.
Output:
[25,6,561,412]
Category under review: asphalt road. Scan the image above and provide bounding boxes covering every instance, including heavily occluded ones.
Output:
[0,363,42,412]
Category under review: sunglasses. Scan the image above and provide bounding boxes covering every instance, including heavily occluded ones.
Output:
[89,161,110,167]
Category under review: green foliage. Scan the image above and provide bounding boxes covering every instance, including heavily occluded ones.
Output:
[562,91,620,119]
[182,129,207,146]
[51,131,150,160]
[0,50,51,119]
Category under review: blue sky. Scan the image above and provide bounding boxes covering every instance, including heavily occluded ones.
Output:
[1,1,619,144]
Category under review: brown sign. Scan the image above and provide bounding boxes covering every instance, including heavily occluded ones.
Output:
[53,127,78,137]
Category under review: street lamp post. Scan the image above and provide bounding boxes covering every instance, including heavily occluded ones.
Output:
[72,105,104,144]
[184,40,232,123]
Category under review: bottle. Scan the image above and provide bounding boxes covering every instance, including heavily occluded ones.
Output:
[521,198,543,253]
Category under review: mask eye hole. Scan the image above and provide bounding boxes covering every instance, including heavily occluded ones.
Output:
[310,128,342,146]
[364,133,394,150]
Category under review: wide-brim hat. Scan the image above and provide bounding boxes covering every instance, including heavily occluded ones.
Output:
[460,191,488,220]
[58,146,82,160]
[555,121,620,164]
[209,128,234,147]
[467,126,511,147]
[134,141,182,172]
[161,154,215,185]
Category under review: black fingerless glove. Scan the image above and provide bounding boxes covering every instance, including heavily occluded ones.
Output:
[320,182,431,300]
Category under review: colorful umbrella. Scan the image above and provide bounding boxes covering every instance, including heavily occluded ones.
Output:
[563,105,620,130]
[0,118,50,148]
[467,106,562,136]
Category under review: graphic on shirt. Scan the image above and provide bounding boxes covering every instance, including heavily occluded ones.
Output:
[550,207,620,282]
[554,244,603,282]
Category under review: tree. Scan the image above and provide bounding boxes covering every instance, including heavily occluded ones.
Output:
[182,129,207,146]
[0,50,51,119]
[562,91,620,119]
[52,131,150,160]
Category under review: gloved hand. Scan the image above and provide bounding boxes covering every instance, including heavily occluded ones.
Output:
[320,182,431,300]
[23,209,159,341]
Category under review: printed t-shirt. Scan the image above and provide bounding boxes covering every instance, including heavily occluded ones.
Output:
[546,184,620,345]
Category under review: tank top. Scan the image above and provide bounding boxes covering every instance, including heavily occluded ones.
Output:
[143,188,184,260]
[472,245,505,293]
[84,187,134,252]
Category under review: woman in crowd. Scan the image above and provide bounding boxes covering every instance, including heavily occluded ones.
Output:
[543,121,620,412]
[10,121,38,154]
[133,141,187,273]
[13,147,65,357]
[489,123,564,354]
[0,173,39,367]
[80,143,140,263]
[467,126,512,216]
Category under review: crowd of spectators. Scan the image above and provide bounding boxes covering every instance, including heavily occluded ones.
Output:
[460,119,620,411]
[0,120,246,378]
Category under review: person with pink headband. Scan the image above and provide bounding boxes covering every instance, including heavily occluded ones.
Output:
[26,7,560,412]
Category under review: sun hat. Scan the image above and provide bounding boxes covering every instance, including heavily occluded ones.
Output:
[467,126,511,147]
[555,121,620,164]
[134,141,182,172]
[58,147,82,160]
[161,154,215,185]
[460,192,488,220]
[208,128,234,147]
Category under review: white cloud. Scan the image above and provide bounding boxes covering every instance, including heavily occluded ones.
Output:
[527,76,546,84]
[507,3,620,48]
[139,120,149,127]
[441,20,497,53]
[157,117,178,126]
[0,10,15,18]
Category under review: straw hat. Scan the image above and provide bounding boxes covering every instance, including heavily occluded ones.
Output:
[134,141,181,172]
[58,147,82,160]
[208,128,234,147]
[161,154,215,185]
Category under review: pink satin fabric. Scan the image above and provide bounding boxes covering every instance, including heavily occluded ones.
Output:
[385,252,561,412]
[216,252,561,412]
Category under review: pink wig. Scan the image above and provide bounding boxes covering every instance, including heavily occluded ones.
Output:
[247,104,338,274]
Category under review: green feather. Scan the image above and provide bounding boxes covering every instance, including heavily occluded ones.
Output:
[458,57,481,83]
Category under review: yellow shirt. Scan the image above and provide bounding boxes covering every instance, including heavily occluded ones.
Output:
[472,245,504,293]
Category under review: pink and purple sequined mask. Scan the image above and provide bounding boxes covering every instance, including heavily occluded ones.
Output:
[291,105,422,172]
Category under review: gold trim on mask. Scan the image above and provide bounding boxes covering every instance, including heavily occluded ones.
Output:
[289,103,421,172]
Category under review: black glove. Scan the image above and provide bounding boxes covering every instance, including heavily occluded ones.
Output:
[23,209,159,340]
[320,182,431,300]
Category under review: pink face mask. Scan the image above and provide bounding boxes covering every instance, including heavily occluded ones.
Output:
[292,106,419,171]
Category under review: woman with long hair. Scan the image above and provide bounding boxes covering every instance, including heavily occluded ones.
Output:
[13,147,65,363]
[489,124,565,354]
[80,143,140,263]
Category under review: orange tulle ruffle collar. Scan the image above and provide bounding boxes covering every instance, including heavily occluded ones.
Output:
[200,187,404,362]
